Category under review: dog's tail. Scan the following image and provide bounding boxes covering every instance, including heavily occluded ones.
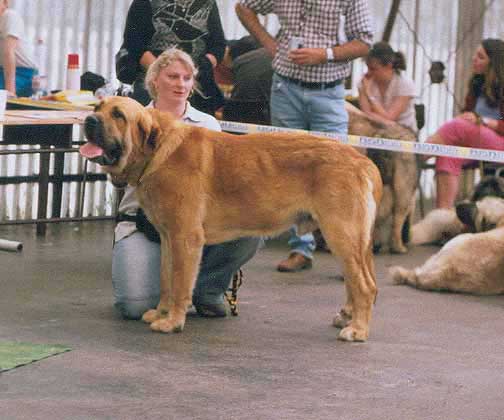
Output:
[389,266,417,286]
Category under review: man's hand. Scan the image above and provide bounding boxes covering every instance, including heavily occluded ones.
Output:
[288,48,327,66]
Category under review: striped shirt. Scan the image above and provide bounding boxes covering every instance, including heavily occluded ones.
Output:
[239,0,373,83]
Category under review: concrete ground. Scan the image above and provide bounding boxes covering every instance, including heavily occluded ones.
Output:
[0,221,503,420]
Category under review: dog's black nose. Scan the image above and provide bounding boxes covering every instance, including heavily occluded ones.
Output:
[456,201,477,230]
[84,115,100,139]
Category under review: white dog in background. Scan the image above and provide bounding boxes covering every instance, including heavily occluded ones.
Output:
[409,208,466,246]
[410,173,504,246]
[390,197,504,295]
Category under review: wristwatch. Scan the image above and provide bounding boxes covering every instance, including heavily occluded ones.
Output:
[326,47,334,62]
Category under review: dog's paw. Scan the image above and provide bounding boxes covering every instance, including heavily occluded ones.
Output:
[142,309,164,324]
[150,318,185,333]
[338,326,368,342]
[390,244,408,254]
[332,311,351,329]
[389,266,409,285]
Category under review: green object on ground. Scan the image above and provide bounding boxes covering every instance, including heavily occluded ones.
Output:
[0,342,71,372]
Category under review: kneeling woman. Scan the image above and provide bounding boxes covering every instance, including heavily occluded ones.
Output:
[112,48,260,319]
[426,38,504,208]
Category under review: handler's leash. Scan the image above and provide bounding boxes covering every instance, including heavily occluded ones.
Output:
[225,269,243,316]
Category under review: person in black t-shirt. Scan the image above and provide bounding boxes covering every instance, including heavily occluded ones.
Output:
[120,0,226,115]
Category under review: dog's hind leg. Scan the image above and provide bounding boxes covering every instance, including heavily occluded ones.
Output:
[318,208,378,341]
[149,229,205,333]
[326,232,377,341]
[332,283,353,329]
[390,156,417,254]
[332,246,377,330]
[390,266,417,287]
[390,265,449,292]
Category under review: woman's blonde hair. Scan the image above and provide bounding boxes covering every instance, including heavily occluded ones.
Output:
[145,47,198,101]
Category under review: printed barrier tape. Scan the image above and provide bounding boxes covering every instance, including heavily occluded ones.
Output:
[219,120,504,164]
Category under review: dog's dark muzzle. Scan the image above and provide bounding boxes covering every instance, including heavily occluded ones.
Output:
[84,114,102,142]
[81,114,122,166]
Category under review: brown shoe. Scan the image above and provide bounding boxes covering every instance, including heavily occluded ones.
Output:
[277,253,313,272]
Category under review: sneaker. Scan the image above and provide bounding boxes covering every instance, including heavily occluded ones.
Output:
[276,252,313,272]
[193,303,227,318]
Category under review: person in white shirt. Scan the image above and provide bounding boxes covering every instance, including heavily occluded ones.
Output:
[0,0,37,97]
[112,48,260,319]
[358,41,417,134]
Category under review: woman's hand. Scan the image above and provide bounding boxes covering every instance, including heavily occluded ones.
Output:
[482,117,498,131]
[140,51,157,70]
[361,75,371,95]
[205,53,218,68]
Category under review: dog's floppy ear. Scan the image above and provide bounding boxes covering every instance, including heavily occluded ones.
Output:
[455,201,478,231]
[137,109,159,154]
[471,176,504,201]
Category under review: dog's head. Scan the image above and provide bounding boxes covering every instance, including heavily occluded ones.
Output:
[80,96,159,186]
[471,174,504,202]
[456,196,504,232]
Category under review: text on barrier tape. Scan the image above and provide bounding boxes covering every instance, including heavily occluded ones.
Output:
[219,120,504,164]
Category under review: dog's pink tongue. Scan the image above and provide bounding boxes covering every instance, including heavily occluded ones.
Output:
[79,143,104,159]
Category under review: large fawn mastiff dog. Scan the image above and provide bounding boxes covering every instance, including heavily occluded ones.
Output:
[80,97,383,342]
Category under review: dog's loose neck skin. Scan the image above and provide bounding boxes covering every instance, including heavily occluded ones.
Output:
[133,128,159,186]
[128,110,185,187]
[131,158,152,187]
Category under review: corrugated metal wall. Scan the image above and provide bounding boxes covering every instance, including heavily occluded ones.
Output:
[1,0,503,222]
[0,0,131,222]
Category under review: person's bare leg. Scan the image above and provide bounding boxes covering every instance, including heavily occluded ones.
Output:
[436,172,459,208]
[420,132,446,162]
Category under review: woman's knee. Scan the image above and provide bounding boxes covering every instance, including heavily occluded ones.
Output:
[227,237,260,266]
[112,232,161,319]
[438,118,479,146]
[201,237,260,273]
[114,298,157,320]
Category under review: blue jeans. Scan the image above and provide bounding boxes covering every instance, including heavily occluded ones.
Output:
[270,73,348,259]
[112,232,260,319]
[0,67,36,97]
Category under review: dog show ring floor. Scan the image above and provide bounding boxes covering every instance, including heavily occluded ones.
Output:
[1,221,503,420]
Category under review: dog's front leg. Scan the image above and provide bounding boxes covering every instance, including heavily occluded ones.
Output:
[142,236,173,324]
[150,230,204,333]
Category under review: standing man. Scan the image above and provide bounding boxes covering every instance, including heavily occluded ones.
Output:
[236,0,374,272]
[0,0,37,97]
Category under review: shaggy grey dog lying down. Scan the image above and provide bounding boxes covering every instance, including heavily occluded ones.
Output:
[410,174,504,246]
[391,197,504,295]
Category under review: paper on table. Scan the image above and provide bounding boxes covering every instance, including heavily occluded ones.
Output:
[0,90,7,118]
